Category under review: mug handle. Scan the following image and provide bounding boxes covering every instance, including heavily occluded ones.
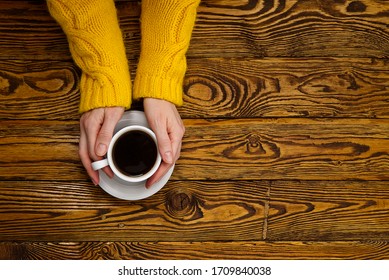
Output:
[91,159,109,171]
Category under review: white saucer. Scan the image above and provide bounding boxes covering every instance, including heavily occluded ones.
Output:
[97,110,175,200]
[98,164,174,200]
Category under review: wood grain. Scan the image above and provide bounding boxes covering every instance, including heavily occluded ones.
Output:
[178,118,389,180]
[0,120,82,181]
[0,181,267,242]
[0,180,387,249]
[1,119,388,181]
[0,60,80,120]
[194,0,389,58]
[267,181,389,241]
[1,241,389,260]
[182,57,389,118]
[1,0,388,261]
[1,58,388,120]
[0,0,388,60]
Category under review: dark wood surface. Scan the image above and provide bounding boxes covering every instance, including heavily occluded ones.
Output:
[0,0,388,259]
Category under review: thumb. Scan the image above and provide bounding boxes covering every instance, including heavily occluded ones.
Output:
[95,108,124,157]
[154,124,174,164]
[95,124,114,157]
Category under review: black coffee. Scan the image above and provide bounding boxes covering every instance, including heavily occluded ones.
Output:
[112,130,158,176]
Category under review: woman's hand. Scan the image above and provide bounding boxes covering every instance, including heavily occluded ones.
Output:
[79,106,125,185]
[78,101,184,188]
[143,98,185,188]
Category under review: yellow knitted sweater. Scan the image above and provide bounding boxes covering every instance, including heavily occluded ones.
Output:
[47,0,200,113]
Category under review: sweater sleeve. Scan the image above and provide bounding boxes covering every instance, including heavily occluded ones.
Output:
[133,0,200,106]
[47,0,132,113]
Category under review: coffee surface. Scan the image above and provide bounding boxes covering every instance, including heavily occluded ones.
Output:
[112,130,158,176]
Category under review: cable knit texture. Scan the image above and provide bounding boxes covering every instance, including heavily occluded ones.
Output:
[47,0,132,113]
[133,0,200,106]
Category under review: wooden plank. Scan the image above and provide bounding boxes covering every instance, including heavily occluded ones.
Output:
[0,0,139,61]
[267,181,389,241]
[0,120,83,181]
[183,58,389,118]
[1,241,389,260]
[1,58,388,120]
[1,119,389,181]
[178,118,389,181]
[0,181,267,242]
[194,0,389,58]
[0,0,388,60]
[0,60,80,120]
[0,0,71,60]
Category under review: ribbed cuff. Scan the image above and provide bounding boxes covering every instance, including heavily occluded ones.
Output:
[133,73,184,106]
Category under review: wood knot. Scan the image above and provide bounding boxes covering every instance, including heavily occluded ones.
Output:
[245,134,266,155]
[100,242,119,259]
[186,82,215,102]
[346,1,367,12]
[167,192,192,213]
[165,190,203,221]
[171,192,191,211]
[0,71,22,96]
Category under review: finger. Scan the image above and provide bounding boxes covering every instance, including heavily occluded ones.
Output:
[170,125,184,162]
[95,108,123,157]
[146,130,182,189]
[145,161,173,188]
[153,120,174,164]
[95,107,124,178]
[83,114,103,162]
[79,124,100,185]
[95,116,114,178]
[170,109,185,161]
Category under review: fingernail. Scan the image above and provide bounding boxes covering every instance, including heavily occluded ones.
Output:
[96,143,107,157]
[92,178,98,186]
[164,151,173,164]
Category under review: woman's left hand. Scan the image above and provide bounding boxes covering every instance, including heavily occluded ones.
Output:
[143,98,185,188]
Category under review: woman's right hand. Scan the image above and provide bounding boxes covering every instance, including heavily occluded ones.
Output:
[79,106,125,185]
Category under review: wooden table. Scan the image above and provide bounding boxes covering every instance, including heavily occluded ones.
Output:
[1,0,389,259]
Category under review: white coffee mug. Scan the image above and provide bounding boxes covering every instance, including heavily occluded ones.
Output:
[91,125,161,183]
